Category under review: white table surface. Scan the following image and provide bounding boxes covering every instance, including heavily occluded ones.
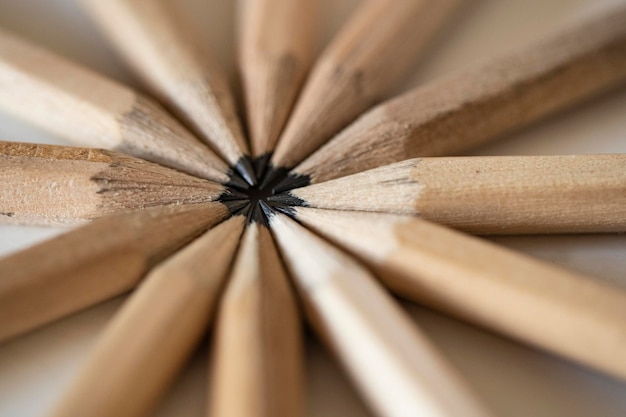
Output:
[1,1,626,416]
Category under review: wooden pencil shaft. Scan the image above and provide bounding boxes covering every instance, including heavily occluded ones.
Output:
[50,216,244,417]
[239,0,317,157]
[0,27,229,183]
[295,208,626,380]
[0,141,226,225]
[0,203,229,343]
[289,154,626,234]
[270,212,492,417]
[79,0,250,168]
[210,223,304,417]
[295,4,626,183]
[270,0,461,169]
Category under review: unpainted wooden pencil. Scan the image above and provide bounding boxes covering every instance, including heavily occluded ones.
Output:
[79,0,256,185]
[0,28,241,185]
[277,155,626,234]
[267,0,461,173]
[267,208,493,417]
[210,222,304,417]
[288,4,626,185]
[0,141,229,225]
[239,0,318,163]
[0,202,232,343]
[293,208,626,381]
[50,216,245,417]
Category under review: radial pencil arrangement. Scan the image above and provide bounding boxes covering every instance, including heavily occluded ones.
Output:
[1,0,626,416]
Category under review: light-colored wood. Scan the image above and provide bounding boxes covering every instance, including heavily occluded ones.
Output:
[0,141,228,225]
[0,203,230,343]
[210,223,303,417]
[269,0,460,170]
[286,154,626,234]
[269,211,492,417]
[0,27,230,183]
[294,208,626,381]
[239,0,317,158]
[79,0,254,183]
[293,4,626,183]
[50,216,245,417]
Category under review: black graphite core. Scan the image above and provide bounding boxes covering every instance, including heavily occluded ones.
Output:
[219,154,310,225]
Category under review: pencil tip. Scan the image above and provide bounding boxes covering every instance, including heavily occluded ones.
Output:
[266,192,308,207]
[259,164,289,190]
[259,201,276,223]
[253,153,272,179]
[248,202,270,227]
[234,156,258,186]
[222,200,250,216]
[226,171,250,191]
[272,172,311,194]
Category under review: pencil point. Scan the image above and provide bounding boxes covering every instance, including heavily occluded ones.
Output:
[259,164,290,190]
[226,171,251,191]
[234,156,258,186]
[272,172,311,194]
[266,192,308,207]
[253,153,272,179]
[258,201,277,223]
[222,200,250,217]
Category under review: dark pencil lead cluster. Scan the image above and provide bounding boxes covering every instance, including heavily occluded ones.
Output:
[218,154,309,225]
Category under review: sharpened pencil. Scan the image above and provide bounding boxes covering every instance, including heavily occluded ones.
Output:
[266,0,461,176]
[0,203,232,343]
[286,4,626,186]
[49,216,245,417]
[0,141,228,225]
[267,208,493,417]
[239,0,317,166]
[292,208,626,381]
[0,27,242,186]
[275,154,626,234]
[210,222,304,417]
[79,0,256,185]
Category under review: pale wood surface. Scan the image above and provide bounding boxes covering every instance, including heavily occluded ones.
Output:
[294,208,626,381]
[270,211,492,417]
[270,0,461,169]
[79,0,251,175]
[210,223,304,417]
[0,27,230,183]
[294,3,626,183]
[287,154,626,234]
[0,141,227,225]
[239,0,317,159]
[0,203,230,343]
[49,216,244,417]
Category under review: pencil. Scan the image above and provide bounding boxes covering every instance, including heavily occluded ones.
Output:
[286,4,626,186]
[291,208,626,381]
[267,206,493,417]
[210,222,303,417]
[265,0,461,178]
[0,141,229,225]
[79,0,256,185]
[239,0,317,169]
[0,28,245,186]
[274,154,626,234]
[50,216,245,417]
[0,202,232,343]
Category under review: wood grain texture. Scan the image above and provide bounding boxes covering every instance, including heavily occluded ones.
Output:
[0,203,230,343]
[269,211,492,417]
[0,27,230,183]
[294,208,626,381]
[286,154,626,234]
[210,223,304,417]
[79,0,251,173]
[0,141,228,225]
[294,3,626,183]
[239,0,317,158]
[270,0,460,169]
[50,216,244,417]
